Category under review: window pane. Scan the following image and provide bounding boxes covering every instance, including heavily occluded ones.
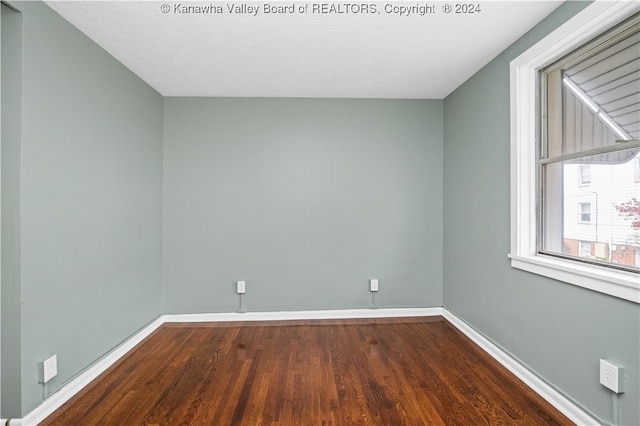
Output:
[541,148,640,269]
[579,203,592,222]
[579,165,591,185]
[543,21,639,159]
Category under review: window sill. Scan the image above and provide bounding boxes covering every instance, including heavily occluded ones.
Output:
[509,253,639,303]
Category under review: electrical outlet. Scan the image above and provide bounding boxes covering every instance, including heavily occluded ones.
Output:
[39,354,58,384]
[237,280,246,294]
[370,278,379,292]
[600,359,623,393]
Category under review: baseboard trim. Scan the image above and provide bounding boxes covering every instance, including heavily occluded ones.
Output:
[165,307,445,323]
[14,307,597,426]
[442,310,600,426]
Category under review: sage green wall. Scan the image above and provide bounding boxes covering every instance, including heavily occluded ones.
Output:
[443,2,640,425]
[1,3,22,416]
[10,2,164,417]
[163,98,443,313]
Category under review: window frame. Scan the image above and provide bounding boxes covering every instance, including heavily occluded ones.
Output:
[578,202,592,224]
[509,1,640,304]
[578,165,591,186]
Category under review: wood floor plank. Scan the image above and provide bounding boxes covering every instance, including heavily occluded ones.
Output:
[40,317,574,426]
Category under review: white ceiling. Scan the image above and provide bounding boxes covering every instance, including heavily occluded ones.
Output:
[46,0,563,99]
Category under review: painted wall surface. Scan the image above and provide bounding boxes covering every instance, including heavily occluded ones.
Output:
[1,3,22,416]
[164,98,443,313]
[15,2,164,416]
[443,2,640,425]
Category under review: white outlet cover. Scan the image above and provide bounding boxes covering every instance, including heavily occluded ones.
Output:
[237,280,246,294]
[599,359,623,393]
[43,354,58,383]
[370,279,379,292]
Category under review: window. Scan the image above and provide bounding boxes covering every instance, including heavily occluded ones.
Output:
[579,241,592,258]
[578,203,592,223]
[510,2,640,304]
[539,15,639,269]
[578,165,591,186]
[537,16,640,269]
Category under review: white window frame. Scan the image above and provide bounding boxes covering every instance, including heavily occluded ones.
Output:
[509,0,640,304]
[578,165,591,186]
[578,202,592,224]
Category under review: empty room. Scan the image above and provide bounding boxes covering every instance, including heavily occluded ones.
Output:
[1,0,639,425]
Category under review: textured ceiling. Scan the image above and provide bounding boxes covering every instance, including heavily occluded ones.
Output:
[46,0,563,99]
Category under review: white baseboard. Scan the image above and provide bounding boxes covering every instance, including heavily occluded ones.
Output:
[442,310,601,426]
[13,307,597,426]
[165,307,444,323]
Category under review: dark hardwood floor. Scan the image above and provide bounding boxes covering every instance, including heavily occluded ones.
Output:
[41,316,573,425]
